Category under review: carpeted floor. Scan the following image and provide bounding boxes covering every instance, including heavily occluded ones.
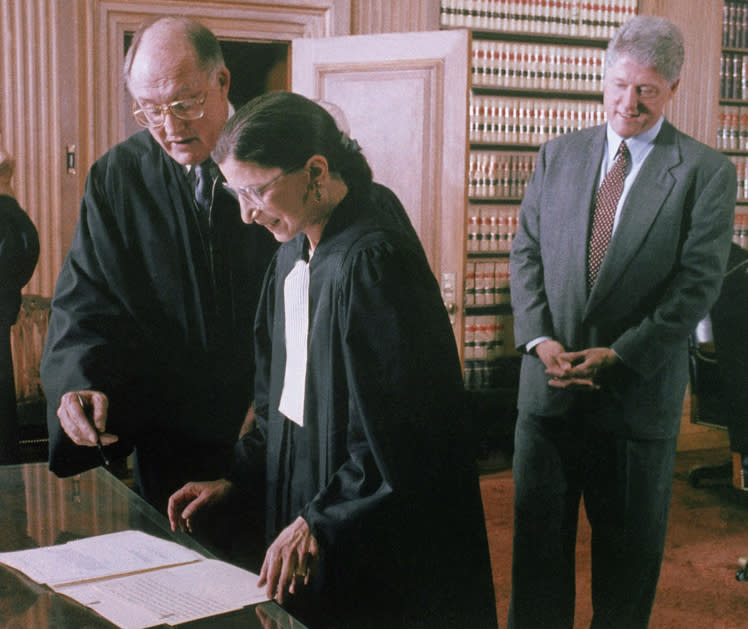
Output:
[480,447,748,628]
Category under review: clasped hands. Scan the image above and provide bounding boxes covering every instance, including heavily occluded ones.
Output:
[536,339,618,390]
[167,481,319,605]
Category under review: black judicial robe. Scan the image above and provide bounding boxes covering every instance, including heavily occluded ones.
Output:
[41,131,277,510]
[231,184,498,628]
[0,195,39,463]
[0,196,38,328]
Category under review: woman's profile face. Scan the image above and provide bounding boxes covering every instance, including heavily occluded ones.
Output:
[219,155,326,245]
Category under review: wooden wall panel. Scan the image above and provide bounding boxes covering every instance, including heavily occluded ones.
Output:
[351,0,439,34]
[1,0,68,296]
[639,0,722,146]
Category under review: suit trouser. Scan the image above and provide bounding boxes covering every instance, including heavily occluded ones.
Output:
[508,409,678,629]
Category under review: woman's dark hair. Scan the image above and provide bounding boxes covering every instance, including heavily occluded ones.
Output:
[214,91,372,190]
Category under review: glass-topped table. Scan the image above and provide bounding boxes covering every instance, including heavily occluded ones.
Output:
[0,462,305,628]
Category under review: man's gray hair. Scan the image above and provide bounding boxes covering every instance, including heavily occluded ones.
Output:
[123,15,225,93]
[605,16,684,86]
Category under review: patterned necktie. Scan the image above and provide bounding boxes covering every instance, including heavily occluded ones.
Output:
[587,140,630,289]
[193,159,214,233]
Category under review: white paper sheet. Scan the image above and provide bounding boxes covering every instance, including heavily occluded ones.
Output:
[56,558,268,628]
[0,530,202,585]
[0,530,268,628]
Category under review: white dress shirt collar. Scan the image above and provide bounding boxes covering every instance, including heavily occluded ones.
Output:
[605,115,664,167]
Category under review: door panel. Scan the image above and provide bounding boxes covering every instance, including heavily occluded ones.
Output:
[292,30,469,342]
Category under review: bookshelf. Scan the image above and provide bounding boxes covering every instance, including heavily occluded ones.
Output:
[721,0,748,248]
[441,0,637,394]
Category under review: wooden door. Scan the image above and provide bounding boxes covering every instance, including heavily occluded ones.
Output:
[292,30,469,346]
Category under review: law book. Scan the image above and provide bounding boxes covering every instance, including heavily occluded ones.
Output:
[0,529,269,629]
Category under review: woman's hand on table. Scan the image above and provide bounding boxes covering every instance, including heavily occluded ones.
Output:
[259,516,319,604]
[167,479,234,533]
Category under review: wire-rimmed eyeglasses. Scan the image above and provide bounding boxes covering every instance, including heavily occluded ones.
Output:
[131,92,208,128]
[222,167,303,208]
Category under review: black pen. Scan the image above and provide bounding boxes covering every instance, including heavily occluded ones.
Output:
[76,393,110,467]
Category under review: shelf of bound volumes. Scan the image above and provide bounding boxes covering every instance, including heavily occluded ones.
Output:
[465,258,511,307]
[720,51,748,100]
[717,104,748,151]
[440,0,637,39]
[471,39,606,91]
[724,1,748,50]
[470,95,605,146]
[468,150,535,199]
[467,204,518,254]
[463,313,520,390]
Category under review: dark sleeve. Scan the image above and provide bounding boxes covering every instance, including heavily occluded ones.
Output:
[0,195,39,325]
[41,165,140,473]
[368,183,423,249]
[300,237,465,550]
[228,254,278,491]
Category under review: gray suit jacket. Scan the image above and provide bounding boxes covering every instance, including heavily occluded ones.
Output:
[510,121,736,439]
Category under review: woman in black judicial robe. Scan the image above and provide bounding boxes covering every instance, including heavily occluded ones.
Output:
[168,92,498,628]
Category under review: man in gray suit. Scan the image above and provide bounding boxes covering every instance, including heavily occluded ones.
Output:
[509,16,736,629]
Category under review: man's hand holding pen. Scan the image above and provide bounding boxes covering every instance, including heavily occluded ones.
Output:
[58,390,117,465]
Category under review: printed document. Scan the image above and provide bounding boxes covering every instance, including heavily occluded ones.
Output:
[0,530,268,628]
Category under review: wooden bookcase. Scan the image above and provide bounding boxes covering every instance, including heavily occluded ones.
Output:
[720,0,748,249]
[441,1,636,396]
[437,1,637,461]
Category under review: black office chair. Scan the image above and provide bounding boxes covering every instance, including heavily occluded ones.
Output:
[687,243,748,491]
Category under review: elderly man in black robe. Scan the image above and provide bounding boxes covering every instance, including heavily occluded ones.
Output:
[41,16,276,512]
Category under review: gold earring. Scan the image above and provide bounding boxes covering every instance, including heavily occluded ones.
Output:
[314,181,321,203]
